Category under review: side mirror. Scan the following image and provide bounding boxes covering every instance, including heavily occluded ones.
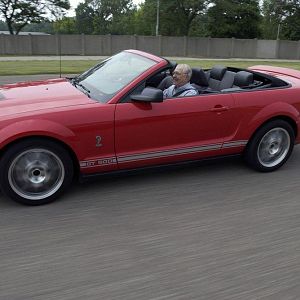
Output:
[131,87,163,103]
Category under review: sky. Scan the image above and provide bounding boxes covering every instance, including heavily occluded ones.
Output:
[68,0,144,16]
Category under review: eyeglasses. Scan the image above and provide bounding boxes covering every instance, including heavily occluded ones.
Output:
[173,71,188,76]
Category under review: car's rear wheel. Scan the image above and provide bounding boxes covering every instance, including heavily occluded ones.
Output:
[244,120,295,172]
[0,139,74,205]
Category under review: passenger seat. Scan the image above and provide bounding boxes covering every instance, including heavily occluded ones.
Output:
[221,71,254,92]
[208,65,235,91]
[232,71,254,88]
[208,65,227,90]
[219,71,235,90]
[190,68,209,91]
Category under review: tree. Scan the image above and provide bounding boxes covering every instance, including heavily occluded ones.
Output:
[133,0,156,35]
[172,0,208,36]
[207,0,261,38]
[261,0,300,40]
[53,17,76,34]
[281,2,300,40]
[75,1,96,34]
[0,19,7,30]
[189,14,210,37]
[261,0,287,39]
[0,0,70,35]
[24,22,55,34]
[75,0,135,35]
[135,0,207,36]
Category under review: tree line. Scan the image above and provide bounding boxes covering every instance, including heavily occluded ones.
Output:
[1,0,300,40]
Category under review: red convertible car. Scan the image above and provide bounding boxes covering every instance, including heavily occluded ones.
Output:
[0,49,299,205]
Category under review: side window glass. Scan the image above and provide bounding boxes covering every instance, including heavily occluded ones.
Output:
[121,82,146,103]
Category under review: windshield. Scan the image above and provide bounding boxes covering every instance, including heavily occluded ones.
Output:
[73,52,157,103]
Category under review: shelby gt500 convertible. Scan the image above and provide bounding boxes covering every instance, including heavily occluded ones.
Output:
[0,49,300,205]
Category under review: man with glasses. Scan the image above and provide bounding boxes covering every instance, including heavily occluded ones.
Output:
[163,64,198,99]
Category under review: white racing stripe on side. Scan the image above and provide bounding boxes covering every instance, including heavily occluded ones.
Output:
[80,157,117,168]
[222,140,248,148]
[118,143,222,163]
[79,140,249,169]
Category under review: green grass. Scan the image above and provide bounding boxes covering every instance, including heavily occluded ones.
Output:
[1,59,300,76]
[0,60,99,76]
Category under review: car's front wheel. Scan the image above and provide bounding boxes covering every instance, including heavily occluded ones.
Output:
[0,139,74,205]
[244,120,295,172]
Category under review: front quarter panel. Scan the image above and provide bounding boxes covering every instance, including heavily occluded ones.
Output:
[0,104,117,174]
[0,119,77,147]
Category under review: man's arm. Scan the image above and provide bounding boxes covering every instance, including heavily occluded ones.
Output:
[178,89,198,97]
[163,85,175,99]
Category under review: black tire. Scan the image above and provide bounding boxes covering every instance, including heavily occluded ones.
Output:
[0,138,74,205]
[244,119,295,172]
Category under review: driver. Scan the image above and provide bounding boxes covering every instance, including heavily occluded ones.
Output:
[163,64,198,98]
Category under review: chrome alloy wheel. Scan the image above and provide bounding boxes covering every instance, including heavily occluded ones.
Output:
[8,149,65,201]
[257,127,291,168]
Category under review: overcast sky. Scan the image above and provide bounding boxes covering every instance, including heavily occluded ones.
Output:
[68,0,144,16]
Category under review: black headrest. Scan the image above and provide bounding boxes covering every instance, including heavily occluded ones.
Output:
[169,61,177,74]
[191,68,209,86]
[234,71,254,87]
[210,65,227,80]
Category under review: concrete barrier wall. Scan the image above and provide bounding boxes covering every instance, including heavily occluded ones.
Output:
[257,40,278,59]
[32,35,57,55]
[3,35,31,55]
[209,38,232,58]
[233,39,257,58]
[61,34,82,55]
[278,40,299,59]
[0,33,299,59]
[161,36,185,56]
[186,38,209,58]
[111,35,134,54]
[136,36,160,56]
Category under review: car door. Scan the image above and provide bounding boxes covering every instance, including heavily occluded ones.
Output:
[114,92,236,170]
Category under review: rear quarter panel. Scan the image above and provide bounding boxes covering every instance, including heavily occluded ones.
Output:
[230,85,300,145]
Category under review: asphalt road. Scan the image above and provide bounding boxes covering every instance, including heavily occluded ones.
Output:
[1,76,300,299]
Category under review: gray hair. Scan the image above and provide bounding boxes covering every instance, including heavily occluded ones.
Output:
[178,64,192,80]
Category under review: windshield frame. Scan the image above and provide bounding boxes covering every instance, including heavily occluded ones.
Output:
[72,51,159,103]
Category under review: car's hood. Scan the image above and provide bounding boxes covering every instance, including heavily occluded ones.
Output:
[0,78,94,117]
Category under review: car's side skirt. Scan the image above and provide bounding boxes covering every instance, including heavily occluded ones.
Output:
[79,140,248,170]
[79,153,242,182]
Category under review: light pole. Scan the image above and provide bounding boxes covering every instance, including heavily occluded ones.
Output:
[156,0,160,36]
[276,22,281,40]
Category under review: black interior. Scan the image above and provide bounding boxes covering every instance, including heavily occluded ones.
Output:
[121,62,290,103]
[146,64,290,94]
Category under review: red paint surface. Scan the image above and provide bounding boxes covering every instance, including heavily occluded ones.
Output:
[0,51,300,175]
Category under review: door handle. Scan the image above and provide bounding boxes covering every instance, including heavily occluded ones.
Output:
[210,105,229,112]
